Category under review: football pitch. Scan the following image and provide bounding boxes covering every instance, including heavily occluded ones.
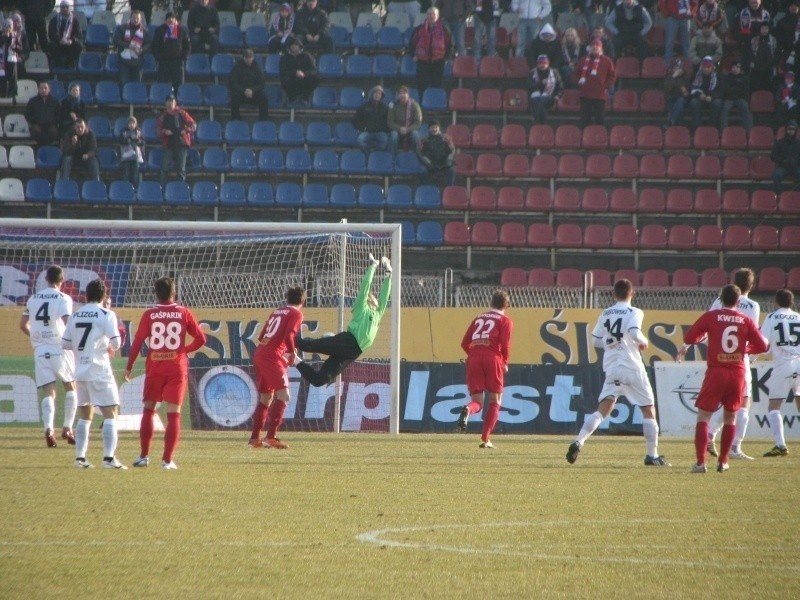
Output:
[1,430,797,599]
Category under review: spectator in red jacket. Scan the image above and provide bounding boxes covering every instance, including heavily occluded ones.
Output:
[573,38,616,127]
[156,95,196,186]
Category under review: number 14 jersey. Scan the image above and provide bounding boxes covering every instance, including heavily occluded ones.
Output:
[127,303,205,378]
[592,301,648,373]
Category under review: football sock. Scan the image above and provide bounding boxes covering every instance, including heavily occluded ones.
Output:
[466,401,482,415]
[140,408,155,457]
[266,400,287,440]
[720,423,736,463]
[102,418,118,458]
[481,401,500,443]
[694,421,709,465]
[642,418,659,457]
[75,418,90,459]
[163,412,181,463]
[250,402,268,440]
[768,409,786,448]
[733,407,750,448]
[708,409,723,441]
[41,395,55,431]
[63,391,77,429]
[576,411,604,445]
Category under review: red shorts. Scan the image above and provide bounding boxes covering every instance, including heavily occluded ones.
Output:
[695,366,746,413]
[254,356,289,393]
[143,372,188,405]
[465,353,505,395]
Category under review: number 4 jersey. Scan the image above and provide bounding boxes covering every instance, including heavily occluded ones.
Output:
[24,288,73,349]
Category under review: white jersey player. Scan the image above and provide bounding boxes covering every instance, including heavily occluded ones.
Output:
[759,289,800,457]
[707,268,760,460]
[62,279,126,469]
[566,279,669,467]
[18,265,78,448]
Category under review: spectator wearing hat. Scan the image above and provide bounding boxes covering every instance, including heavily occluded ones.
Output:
[775,71,800,127]
[664,57,692,128]
[582,25,614,59]
[188,0,220,56]
[59,118,99,183]
[388,85,423,154]
[749,22,777,92]
[720,60,753,131]
[113,10,151,85]
[352,85,390,153]
[734,0,770,67]
[279,37,319,104]
[771,120,800,193]
[25,81,61,145]
[688,22,723,68]
[525,23,560,69]
[47,0,83,70]
[529,54,564,123]
[153,11,191,92]
[409,7,452,95]
[417,119,456,186]
[230,48,269,120]
[573,37,616,128]
[604,0,652,60]
[658,0,692,64]
[295,0,334,55]
[473,0,500,62]
[688,56,722,130]
[512,0,553,58]
[156,94,197,186]
[268,4,296,54]
[694,0,726,38]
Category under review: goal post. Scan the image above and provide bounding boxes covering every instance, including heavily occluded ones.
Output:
[0,218,402,435]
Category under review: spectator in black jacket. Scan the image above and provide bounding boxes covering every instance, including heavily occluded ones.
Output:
[47,0,83,70]
[775,71,800,128]
[188,0,220,56]
[21,0,51,52]
[113,10,151,85]
[720,60,753,131]
[279,37,319,104]
[230,48,269,120]
[352,85,390,153]
[59,82,86,135]
[25,81,61,145]
[153,12,191,91]
[771,120,800,193]
[59,118,99,182]
[295,0,334,55]
[417,119,456,186]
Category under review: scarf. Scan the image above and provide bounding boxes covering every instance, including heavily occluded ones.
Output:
[164,22,180,40]
[402,100,412,127]
[58,13,74,43]
[691,69,717,92]
[740,7,751,35]
[678,0,691,17]
[561,40,580,65]
[532,68,556,96]
[696,4,721,27]
[271,13,294,36]
[124,24,145,52]
[581,52,602,79]
[415,21,447,62]
[6,30,20,62]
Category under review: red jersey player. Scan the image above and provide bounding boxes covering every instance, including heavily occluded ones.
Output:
[124,277,206,470]
[248,286,306,450]
[676,284,768,473]
[456,290,513,448]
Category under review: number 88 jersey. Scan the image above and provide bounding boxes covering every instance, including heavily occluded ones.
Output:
[128,303,204,377]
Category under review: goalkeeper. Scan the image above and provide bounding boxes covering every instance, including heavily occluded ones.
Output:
[295,254,392,387]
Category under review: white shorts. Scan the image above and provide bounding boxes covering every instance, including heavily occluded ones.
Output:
[769,360,800,401]
[598,367,655,407]
[744,354,752,392]
[77,379,120,408]
[34,347,75,388]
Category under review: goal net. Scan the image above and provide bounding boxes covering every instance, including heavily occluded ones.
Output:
[0,218,401,434]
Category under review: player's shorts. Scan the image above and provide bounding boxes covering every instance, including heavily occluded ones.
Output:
[768,359,800,401]
[598,366,655,407]
[695,366,745,413]
[743,354,752,391]
[33,346,75,388]
[76,379,120,408]
[465,352,505,395]
[254,356,289,393]
[143,373,188,405]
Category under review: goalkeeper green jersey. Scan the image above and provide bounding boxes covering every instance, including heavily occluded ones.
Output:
[347,264,391,352]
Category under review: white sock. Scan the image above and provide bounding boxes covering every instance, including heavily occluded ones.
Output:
[102,419,118,459]
[75,419,90,459]
[734,408,750,447]
[63,391,77,430]
[576,411,604,445]
[642,418,659,457]
[41,395,55,431]
[708,409,723,441]
[768,410,786,448]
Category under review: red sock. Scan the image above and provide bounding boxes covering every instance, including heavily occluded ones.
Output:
[481,401,500,443]
[140,408,155,458]
[720,423,736,463]
[466,401,482,415]
[250,402,268,440]
[163,412,181,463]
[266,400,287,440]
[694,421,709,465]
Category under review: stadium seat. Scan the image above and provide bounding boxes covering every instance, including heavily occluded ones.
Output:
[149,82,173,106]
[329,25,350,49]
[442,185,468,209]
[86,116,113,142]
[252,121,278,145]
[244,25,269,50]
[556,88,580,112]
[693,189,721,213]
[503,154,530,178]
[583,224,610,248]
[164,181,191,205]
[25,178,53,203]
[750,155,774,180]
[219,25,244,49]
[757,267,786,291]
[345,54,371,77]
[666,154,694,179]
[446,124,471,149]
[340,149,367,175]
[694,155,721,180]
[472,153,500,177]
[422,88,448,111]
[585,154,612,179]
[204,84,230,108]
[375,26,404,50]
[366,150,393,176]
[668,224,696,250]
[611,224,638,249]
[302,183,329,207]
[665,188,693,213]
[749,189,778,214]
[202,147,229,172]
[554,187,581,212]
[721,126,747,150]
[25,51,50,75]
[454,153,475,177]
[503,89,528,112]
[696,225,723,250]
[395,151,423,175]
[36,146,62,170]
[555,268,583,287]
[185,53,212,79]
[555,223,582,248]
[750,90,774,113]
[350,25,376,50]
[211,53,235,79]
[664,126,691,150]
[136,181,163,205]
[275,182,303,207]
[78,52,103,76]
[581,125,608,150]
[527,223,555,247]
[640,57,666,79]
[196,120,223,145]
[557,154,584,178]
[311,86,338,111]
[189,181,217,206]
[498,222,526,247]
[781,226,800,251]
[582,188,608,212]
[700,267,727,287]
[611,154,638,179]
[85,24,111,50]
[641,269,670,287]
[555,124,581,150]
[639,224,668,249]
[475,88,502,111]
[609,188,637,212]
[401,221,416,245]
[448,88,475,112]
[399,55,417,77]
[723,224,752,250]
[636,125,663,150]
[285,148,312,174]
[609,125,636,151]
[247,182,274,206]
[80,180,107,204]
[525,186,553,211]
[722,188,750,213]
[671,268,699,287]
[501,267,528,286]
[443,221,470,245]
[97,147,119,172]
[497,186,524,210]
[452,56,478,81]
[528,124,555,151]
[722,155,750,180]
[219,182,246,206]
[230,148,257,173]
[506,56,529,79]
[306,122,333,147]
[614,269,641,286]
[108,180,135,205]
[636,91,665,117]
[611,89,638,113]
[639,154,667,178]
[312,149,339,174]
[478,56,505,79]
[468,186,496,211]
[358,183,384,208]
[386,184,413,209]
[338,86,365,110]
[693,126,720,151]
[528,268,556,287]
[751,225,779,251]
[500,124,527,150]
[177,83,203,107]
[748,125,774,151]
[415,221,443,246]
[223,120,251,146]
[95,80,122,105]
[278,122,305,146]
[329,183,357,208]
[319,54,345,79]
[614,57,639,80]
[588,269,613,287]
[3,113,29,138]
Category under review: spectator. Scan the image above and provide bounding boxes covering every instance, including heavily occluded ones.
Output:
[525,22,560,68]
[295,0,334,55]
[113,10,151,85]
[513,0,553,57]
[559,27,583,86]
[664,57,692,127]
[658,0,692,63]
[584,0,609,31]
[59,82,86,135]
[734,0,770,67]
[47,0,83,71]
[771,120,800,193]
[694,0,727,38]
[59,119,99,182]
[129,1,154,26]
[440,0,473,57]
[21,0,50,52]
[119,115,144,188]
[573,38,616,127]
[230,48,269,120]
[268,3,296,54]
[188,0,220,56]
[529,54,564,123]
[775,71,800,127]
[409,7,452,94]
[0,15,29,98]
[605,0,652,60]
[774,1,799,61]
[352,84,391,153]
[156,94,196,186]
[688,56,722,130]
[278,37,319,104]
[583,25,615,58]
[688,23,724,68]
[749,22,777,91]
[153,11,191,92]
[417,119,456,186]
[74,0,107,21]
[473,0,500,62]
[554,1,589,33]
[388,0,423,27]
[25,81,61,145]
[388,85,423,154]
[720,60,753,131]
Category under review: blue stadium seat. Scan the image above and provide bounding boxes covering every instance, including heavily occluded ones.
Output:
[219,181,246,206]
[285,148,311,174]
[358,183,384,207]
[224,120,251,145]
[278,122,305,146]
[311,86,338,110]
[230,148,257,172]
[149,82,174,106]
[334,121,359,146]
[386,184,413,209]
[414,185,441,209]
[312,149,339,174]
[306,122,333,146]
[401,221,415,245]
[421,87,447,111]
[264,85,283,107]
[340,149,367,174]
[122,82,149,106]
[53,179,80,203]
[219,25,244,49]
[376,27,404,50]
[112,116,129,138]
[345,54,371,78]
[258,148,284,173]
[329,26,350,49]
[141,118,159,143]
[47,80,66,101]
[252,121,278,145]
[185,53,212,79]
[245,25,269,50]
[25,178,52,203]
[351,26,376,50]
[146,147,165,171]
[367,151,394,175]
[339,86,365,110]
[416,221,444,246]
[36,146,62,170]
[395,151,423,175]
[78,52,104,76]
[264,53,281,77]
[211,53,235,79]
[191,181,218,205]
[330,183,357,208]
[164,181,192,205]
[302,183,330,207]
[96,147,119,171]
[104,53,120,76]
[177,83,203,107]
[275,182,303,207]
[203,84,230,108]
[81,180,108,204]
[318,54,344,78]
[137,181,163,205]
[400,55,417,77]
[108,180,135,205]
[372,54,398,78]
[247,182,274,206]
[142,54,157,77]
[95,80,122,105]
[85,24,111,50]
[202,148,230,172]
[196,120,223,145]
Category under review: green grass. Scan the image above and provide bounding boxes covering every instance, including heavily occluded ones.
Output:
[1,430,797,599]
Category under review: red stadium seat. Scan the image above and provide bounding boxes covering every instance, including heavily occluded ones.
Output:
[721,126,747,150]
[555,124,582,150]
[700,267,727,287]
[475,88,502,111]
[642,268,670,287]
[500,267,528,286]
[610,188,637,212]
[748,125,774,151]
[557,154,585,178]
[503,153,530,177]
[475,153,503,177]
[780,225,800,250]
[443,221,470,245]
[611,224,638,249]
[639,89,666,114]
[693,155,721,180]
[446,124,471,149]
[554,187,581,211]
[478,56,505,79]
[506,56,530,79]
[722,155,749,180]
[646,26,665,52]
[531,154,558,178]
[750,155,775,180]
[582,188,608,212]
[555,223,583,248]
[722,189,750,213]
[528,124,555,151]
[471,124,499,149]
[636,125,663,150]
[585,154,612,178]
[469,186,497,210]
[527,222,555,247]
[588,269,612,287]
[470,221,499,246]
[609,125,636,151]
[442,185,469,209]
[779,191,800,213]
[664,126,691,150]
[757,267,786,291]
[665,188,693,213]
[639,154,667,178]
[583,223,610,248]
[611,89,638,113]
[696,225,723,250]
[611,154,639,179]
[528,268,555,287]
[452,55,478,80]
[499,222,527,247]
[671,268,699,287]
[581,125,609,150]
[693,189,721,213]
[448,88,475,112]
[614,56,640,80]
[693,126,720,151]
[749,90,774,113]
[503,89,528,112]
[789,267,800,288]
[641,56,666,79]
[614,269,641,286]
[497,186,524,210]
[526,186,553,211]
[668,224,696,249]
[500,124,527,149]
[751,225,779,251]
[556,268,584,287]
[638,188,666,213]
[454,153,475,177]
[557,89,580,112]
[723,224,751,250]
[639,223,668,249]
[750,189,778,213]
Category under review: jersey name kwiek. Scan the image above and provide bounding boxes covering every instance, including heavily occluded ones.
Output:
[716,313,746,324]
